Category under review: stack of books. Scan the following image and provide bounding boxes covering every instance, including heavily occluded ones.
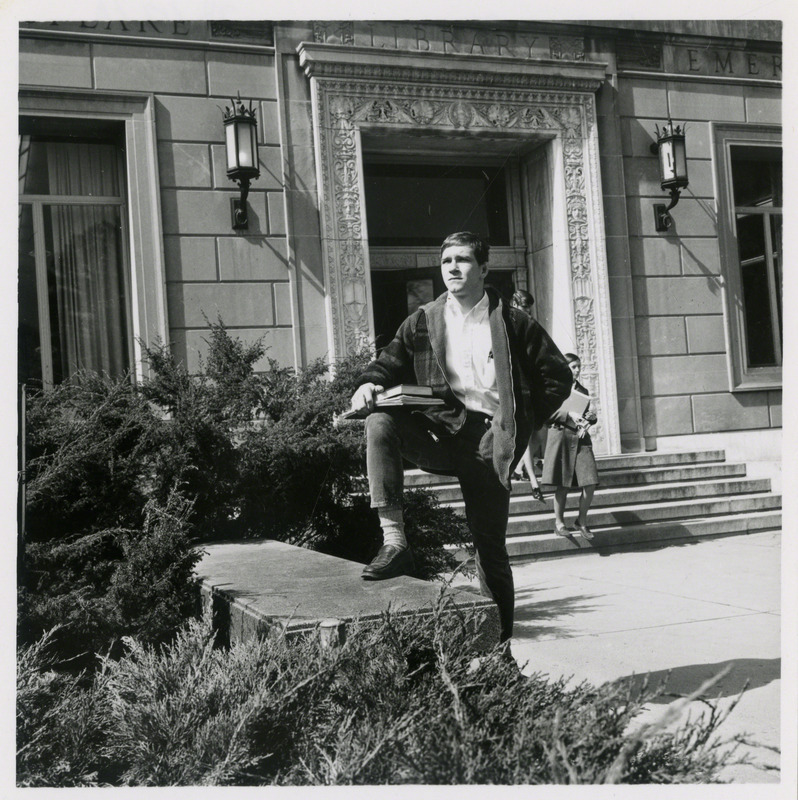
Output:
[333,384,444,426]
[372,384,444,407]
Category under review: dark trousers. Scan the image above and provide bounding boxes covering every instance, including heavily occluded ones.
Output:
[365,409,514,641]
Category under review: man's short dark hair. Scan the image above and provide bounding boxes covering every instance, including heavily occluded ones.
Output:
[440,231,490,265]
[564,352,581,364]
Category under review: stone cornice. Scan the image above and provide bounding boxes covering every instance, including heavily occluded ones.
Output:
[297,43,606,92]
[19,86,152,114]
[19,24,276,54]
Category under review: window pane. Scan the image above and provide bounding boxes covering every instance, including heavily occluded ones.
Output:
[19,138,123,197]
[18,204,42,385]
[406,279,434,316]
[364,163,510,246]
[736,213,776,366]
[736,211,766,262]
[43,204,130,381]
[730,145,782,208]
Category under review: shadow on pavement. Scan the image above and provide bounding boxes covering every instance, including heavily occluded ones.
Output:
[512,585,601,640]
[611,657,781,703]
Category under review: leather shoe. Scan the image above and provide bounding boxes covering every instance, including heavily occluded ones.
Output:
[361,545,414,580]
[554,522,571,537]
[530,486,545,503]
[575,523,594,541]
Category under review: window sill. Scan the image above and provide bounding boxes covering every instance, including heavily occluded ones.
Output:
[730,373,782,392]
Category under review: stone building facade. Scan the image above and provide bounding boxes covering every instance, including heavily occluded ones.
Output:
[18,20,782,457]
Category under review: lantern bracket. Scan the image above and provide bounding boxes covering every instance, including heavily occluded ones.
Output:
[231,179,252,230]
[653,187,682,232]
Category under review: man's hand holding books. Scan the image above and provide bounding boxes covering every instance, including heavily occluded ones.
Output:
[335,384,444,428]
[351,383,438,413]
[350,382,384,415]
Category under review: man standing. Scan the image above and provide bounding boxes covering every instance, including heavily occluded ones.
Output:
[349,232,572,642]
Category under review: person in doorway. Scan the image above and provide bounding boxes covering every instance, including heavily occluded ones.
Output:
[510,288,535,316]
[349,231,572,643]
[509,289,546,502]
[541,353,599,540]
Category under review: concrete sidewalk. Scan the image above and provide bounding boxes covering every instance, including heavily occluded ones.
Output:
[452,530,782,783]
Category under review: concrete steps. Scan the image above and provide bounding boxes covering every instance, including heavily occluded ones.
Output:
[503,477,772,515]
[506,511,782,560]
[430,463,751,503]
[408,449,782,560]
[502,492,782,534]
[404,449,727,487]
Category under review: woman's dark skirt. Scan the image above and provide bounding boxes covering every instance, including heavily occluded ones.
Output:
[541,428,599,489]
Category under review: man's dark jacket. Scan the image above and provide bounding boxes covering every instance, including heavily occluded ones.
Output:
[358,287,573,489]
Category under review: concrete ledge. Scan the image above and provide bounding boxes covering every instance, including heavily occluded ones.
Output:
[196,538,500,648]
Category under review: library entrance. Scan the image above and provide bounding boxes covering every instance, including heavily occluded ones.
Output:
[299,42,621,453]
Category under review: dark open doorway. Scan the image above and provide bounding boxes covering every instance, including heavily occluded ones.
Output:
[364,154,522,349]
[370,266,515,349]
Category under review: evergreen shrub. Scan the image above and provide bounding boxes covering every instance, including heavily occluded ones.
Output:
[16,629,111,787]
[19,320,470,664]
[19,493,201,664]
[17,604,751,787]
[23,370,161,541]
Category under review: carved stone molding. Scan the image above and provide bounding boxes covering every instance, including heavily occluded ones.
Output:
[304,63,601,92]
[617,41,663,70]
[312,21,354,45]
[298,44,619,453]
[550,35,586,61]
[210,21,274,44]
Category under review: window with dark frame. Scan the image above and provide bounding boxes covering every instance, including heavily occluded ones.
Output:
[730,144,782,369]
[18,120,132,388]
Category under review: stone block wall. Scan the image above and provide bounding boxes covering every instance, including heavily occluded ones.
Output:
[20,25,297,373]
[617,73,782,442]
[154,45,292,371]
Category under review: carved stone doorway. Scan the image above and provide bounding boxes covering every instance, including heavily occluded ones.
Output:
[298,43,620,454]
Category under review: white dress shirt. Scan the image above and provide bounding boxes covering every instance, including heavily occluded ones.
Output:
[443,292,499,417]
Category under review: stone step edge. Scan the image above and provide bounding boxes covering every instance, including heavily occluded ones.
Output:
[501,493,783,532]
[402,449,728,477]
[442,477,774,510]
[502,510,782,556]
[593,449,727,468]
[404,463,748,489]
[351,469,757,502]
[445,508,782,555]
[490,489,779,516]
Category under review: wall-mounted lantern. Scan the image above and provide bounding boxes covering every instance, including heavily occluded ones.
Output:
[222,94,260,230]
[649,119,689,232]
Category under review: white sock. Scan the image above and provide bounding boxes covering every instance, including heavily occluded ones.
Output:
[378,505,407,549]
